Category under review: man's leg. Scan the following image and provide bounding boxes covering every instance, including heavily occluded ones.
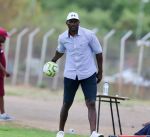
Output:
[0,95,13,121]
[86,100,97,132]
[81,73,97,133]
[81,73,103,137]
[59,102,72,131]
[0,96,5,114]
[0,78,5,114]
[58,77,79,131]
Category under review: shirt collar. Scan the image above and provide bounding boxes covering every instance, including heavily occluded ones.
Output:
[66,26,81,38]
[78,27,82,36]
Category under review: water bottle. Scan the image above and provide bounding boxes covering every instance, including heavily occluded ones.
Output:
[103,82,109,95]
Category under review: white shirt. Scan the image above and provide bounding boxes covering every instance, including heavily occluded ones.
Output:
[57,27,102,80]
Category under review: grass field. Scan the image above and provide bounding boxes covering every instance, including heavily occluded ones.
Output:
[0,123,88,137]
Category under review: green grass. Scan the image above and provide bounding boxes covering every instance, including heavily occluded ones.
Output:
[0,123,88,137]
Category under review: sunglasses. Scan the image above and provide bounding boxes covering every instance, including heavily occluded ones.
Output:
[67,19,79,24]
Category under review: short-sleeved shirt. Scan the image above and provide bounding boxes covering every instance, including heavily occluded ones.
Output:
[57,26,102,80]
[0,44,6,78]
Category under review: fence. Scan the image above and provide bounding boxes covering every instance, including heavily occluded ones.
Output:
[4,28,150,98]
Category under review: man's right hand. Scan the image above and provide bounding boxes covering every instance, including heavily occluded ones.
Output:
[51,51,64,63]
[51,58,56,63]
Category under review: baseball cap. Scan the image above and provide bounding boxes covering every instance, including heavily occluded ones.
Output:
[0,27,9,38]
[66,12,79,21]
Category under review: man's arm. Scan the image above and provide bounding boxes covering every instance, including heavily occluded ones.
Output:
[0,63,10,77]
[51,51,64,63]
[96,53,103,83]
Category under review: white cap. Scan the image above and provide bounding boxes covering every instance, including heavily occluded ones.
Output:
[66,12,79,21]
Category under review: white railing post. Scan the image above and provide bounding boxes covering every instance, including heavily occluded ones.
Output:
[37,28,55,86]
[118,30,133,95]
[135,32,150,94]
[92,28,99,34]
[24,28,40,85]
[136,0,149,39]
[12,28,29,85]
[5,28,17,69]
[103,29,115,80]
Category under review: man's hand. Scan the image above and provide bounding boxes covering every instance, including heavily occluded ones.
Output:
[5,71,11,77]
[95,53,103,83]
[51,58,56,63]
[51,51,64,63]
[142,121,150,127]
[96,71,102,84]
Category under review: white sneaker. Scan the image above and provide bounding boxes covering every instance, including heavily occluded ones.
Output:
[0,113,14,121]
[56,131,64,137]
[90,131,104,137]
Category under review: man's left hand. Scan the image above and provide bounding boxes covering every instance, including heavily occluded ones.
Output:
[96,71,102,84]
[6,72,11,77]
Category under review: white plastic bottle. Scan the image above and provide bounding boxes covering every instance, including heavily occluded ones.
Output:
[103,82,109,95]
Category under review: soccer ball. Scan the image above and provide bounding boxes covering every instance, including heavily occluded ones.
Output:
[43,61,58,77]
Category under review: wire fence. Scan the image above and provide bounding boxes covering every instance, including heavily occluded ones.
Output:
[4,28,150,99]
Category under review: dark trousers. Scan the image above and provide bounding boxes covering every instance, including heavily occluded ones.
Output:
[135,124,150,135]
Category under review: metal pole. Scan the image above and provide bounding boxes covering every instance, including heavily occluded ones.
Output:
[136,0,149,39]
[97,96,101,132]
[109,98,116,135]
[103,29,115,79]
[92,28,99,34]
[37,28,55,86]
[135,32,150,94]
[118,30,132,95]
[12,28,29,85]
[5,28,17,69]
[115,98,122,134]
[24,28,40,85]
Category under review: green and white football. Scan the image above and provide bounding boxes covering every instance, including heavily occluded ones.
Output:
[43,61,58,77]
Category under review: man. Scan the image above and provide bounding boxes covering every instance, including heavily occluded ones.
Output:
[51,12,103,137]
[0,27,12,121]
[135,121,150,135]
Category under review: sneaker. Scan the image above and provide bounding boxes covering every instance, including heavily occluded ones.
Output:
[90,131,104,137]
[0,113,13,121]
[56,131,64,137]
